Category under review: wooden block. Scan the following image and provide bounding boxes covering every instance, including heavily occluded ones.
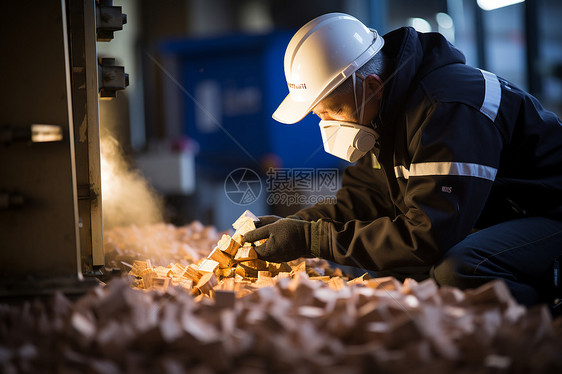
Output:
[414,305,457,355]
[235,284,257,298]
[347,273,369,286]
[268,261,292,275]
[276,272,291,280]
[178,277,193,291]
[233,218,256,237]
[465,279,513,308]
[289,259,306,274]
[216,267,236,278]
[298,306,326,319]
[439,286,465,305]
[365,321,390,342]
[151,277,170,291]
[232,210,259,229]
[365,276,401,291]
[192,291,203,299]
[503,300,526,323]
[232,232,244,246]
[309,276,331,283]
[279,262,292,273]
[208,247,235,269]
[258,270,272,278]
[181,313,219,344]
[170,263,186,277]
[154,266,172,278]
[287,271,319,298]
[257,271,275,287]
[330,267,344,277]
[217,234,241,256]
[307,267,323,277]
[410,279,439,302]
[216,277,236,292]
[141,269,156,290]
[235,264,258,279]
[254,238,267,246]
[234,245,258,261]
[129,260,148,277]
[195,272,218,295]
[131,278,144,289]
[198,259,220,274]
[184,264,202,283]
[328,277,347,291]
[400,278,419,295]
[71,312,96,341]
[239,259,268,271]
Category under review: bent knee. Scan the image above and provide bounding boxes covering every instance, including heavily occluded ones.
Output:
[431,252,480,290]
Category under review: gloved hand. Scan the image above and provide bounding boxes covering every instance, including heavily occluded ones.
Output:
[243,218,313,262]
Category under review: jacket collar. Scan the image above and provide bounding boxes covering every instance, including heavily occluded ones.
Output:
[376,27,466,134]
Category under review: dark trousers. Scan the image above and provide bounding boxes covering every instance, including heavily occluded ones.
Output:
[431,217,562,307]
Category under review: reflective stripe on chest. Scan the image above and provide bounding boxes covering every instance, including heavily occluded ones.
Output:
[394,162,497,181]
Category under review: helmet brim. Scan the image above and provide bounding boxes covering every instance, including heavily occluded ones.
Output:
[272,93,316,124]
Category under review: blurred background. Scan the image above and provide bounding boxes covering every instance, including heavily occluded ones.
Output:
[98,0,562,231]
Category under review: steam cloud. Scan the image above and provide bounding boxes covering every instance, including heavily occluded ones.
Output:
[101,136,164,229]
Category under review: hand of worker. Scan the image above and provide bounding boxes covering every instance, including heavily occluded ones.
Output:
[244,218,313,262]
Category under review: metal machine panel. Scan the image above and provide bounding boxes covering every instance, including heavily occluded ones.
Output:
[0,0,81,278]
[68,0,105,272]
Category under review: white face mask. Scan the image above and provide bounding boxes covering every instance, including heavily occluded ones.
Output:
[318,72,376,163]
[319,121,377,163]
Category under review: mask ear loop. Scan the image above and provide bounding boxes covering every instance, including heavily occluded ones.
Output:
[352,72,367,124]
[359,75,366,124]
[352,72,359,121]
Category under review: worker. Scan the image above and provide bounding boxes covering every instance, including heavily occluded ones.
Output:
[244,13,562,308]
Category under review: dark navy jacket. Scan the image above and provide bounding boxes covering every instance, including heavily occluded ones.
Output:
[294,27,562,274]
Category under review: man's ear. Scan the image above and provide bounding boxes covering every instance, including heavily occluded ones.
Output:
[366,74,384,100]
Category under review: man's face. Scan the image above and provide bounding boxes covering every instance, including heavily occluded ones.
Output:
[312,92,358,122]
[312,74,383,126]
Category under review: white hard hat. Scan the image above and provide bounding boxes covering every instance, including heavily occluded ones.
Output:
[273,13,384,124]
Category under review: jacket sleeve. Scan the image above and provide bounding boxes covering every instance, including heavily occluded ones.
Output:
[290,153,396,223]
[311,101,504,271]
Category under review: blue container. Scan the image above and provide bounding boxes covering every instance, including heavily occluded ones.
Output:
[160,31,345,178]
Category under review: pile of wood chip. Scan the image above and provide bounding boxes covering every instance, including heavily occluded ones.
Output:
[1,272,561,373]
[124,210,347,298]
[103,220,220,271]
[2,211,562,373]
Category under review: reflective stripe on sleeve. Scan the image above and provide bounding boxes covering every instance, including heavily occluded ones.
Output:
[478,69,502,122]
[394,162,497,181]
